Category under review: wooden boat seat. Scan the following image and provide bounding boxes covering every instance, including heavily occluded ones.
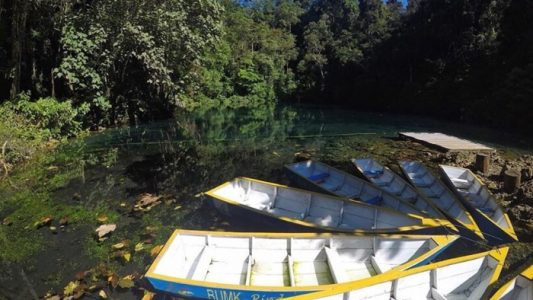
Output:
[324,247,349,283]
[189,246,214,280]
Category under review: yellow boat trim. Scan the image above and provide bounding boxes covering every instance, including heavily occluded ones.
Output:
[145,229,458,292]
[205,177,455,234]
[283,247,509,299]
[489,264,533,300]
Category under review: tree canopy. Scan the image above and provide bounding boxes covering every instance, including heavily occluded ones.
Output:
[0,0,531,131]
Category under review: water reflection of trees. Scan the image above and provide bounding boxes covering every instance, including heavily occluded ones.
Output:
[85,106,298,197]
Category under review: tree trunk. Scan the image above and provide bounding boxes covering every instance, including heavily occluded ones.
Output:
[9,1,30,99]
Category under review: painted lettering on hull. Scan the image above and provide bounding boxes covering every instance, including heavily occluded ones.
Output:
[207,289,242,300]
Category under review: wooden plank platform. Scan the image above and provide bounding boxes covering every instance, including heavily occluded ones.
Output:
[398,132,494,152]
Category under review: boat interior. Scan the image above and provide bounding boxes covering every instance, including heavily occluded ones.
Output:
[440,166,508,228]
[286,161,421,216]
[497,273,533,300]
[353,158,439,216]
[210,178,421,231]
[317,253,502,300]
[400,161,471,226]
[151,232,440,288]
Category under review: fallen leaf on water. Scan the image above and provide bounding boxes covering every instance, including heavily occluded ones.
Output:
[74,270,90,281]
[134,193,162,211]
[98,290,108,299]
[142,291,155,300]
[123,252,131,262]
[118,275,135,288]
[34,216,53,228]
[174,205,182,210]
[150,245,164,257]
[112,241,129,250]
[45,295,60,300]
[59,217,69,226]
[134,242,144,252]
[64,281,79,296]
[96,214,108,223]
[95,224,116,238]
[108,274,119,288]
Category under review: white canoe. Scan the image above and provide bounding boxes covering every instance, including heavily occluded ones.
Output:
[399,161,483,239]
[439,165,517,244]
[490,264,533,300]
[352,158,443,219]
[205,177,452,234]
[284,160,435,218]
[145,230,458,299]
[283,247,509,300]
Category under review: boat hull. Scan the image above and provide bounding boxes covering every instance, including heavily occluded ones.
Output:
[146,276,312,299]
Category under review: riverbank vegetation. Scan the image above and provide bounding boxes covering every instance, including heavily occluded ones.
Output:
[1,0,532,133]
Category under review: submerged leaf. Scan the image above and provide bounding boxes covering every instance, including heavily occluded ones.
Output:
[64,281,79,296]
[141,291,155,300]
[118,275,135,288]
[134,242,144,252]
[98,290,108,299]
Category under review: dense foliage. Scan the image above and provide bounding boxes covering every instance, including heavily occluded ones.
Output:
[0,0,531,131]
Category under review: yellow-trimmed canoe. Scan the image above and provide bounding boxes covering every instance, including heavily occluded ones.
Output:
[489,264,533,300]
[439,165,517,245]
[205,177,454,235]
[283,246,509,300]
[145,230,458,299]
[351,158,444,219]
[399,161,484,240]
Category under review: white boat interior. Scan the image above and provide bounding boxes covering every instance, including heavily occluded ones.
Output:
[285,161,424,217]
[440,165,512,231]
[150,231,445,288]
[289,251,504,300]
[399,161,473,228]
[352,158,442,218]
[493,267,533,300]
[209,178,428,232]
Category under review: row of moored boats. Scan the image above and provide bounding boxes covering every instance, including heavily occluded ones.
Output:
[144,158,529,300]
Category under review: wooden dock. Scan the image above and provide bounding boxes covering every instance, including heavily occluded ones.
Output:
[399,132,494,152]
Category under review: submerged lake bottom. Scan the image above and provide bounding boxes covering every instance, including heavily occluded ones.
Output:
[0,107,531,299]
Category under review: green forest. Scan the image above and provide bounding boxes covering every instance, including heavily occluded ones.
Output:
[1,0,532,132]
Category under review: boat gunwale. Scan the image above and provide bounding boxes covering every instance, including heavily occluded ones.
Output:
[282,246,509,300]
[438,164,518,241]
[145,229,459,292]
[204,177,454,234]
[398,161,484,239]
